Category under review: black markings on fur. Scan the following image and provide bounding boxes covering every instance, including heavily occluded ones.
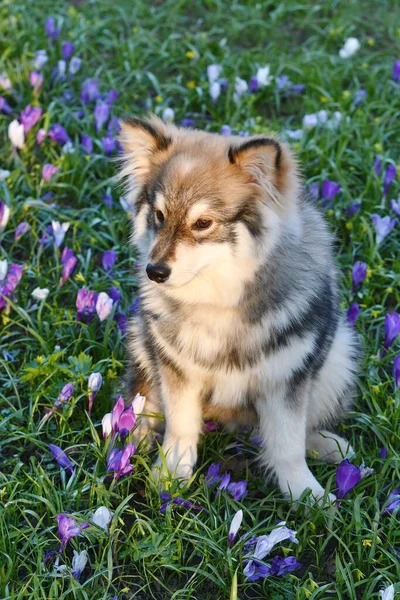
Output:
[228,138,282,170]
[123,116,172,152]
[230,199,265,238]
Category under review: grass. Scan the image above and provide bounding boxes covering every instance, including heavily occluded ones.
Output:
[1,0,400,598]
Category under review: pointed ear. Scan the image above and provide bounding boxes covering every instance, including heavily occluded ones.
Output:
[118,115,172,186]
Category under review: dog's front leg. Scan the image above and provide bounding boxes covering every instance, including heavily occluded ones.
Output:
[256,382,335,503]
[153,371,203,484]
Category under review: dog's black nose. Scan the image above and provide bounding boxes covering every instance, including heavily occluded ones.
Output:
[146,262,171,283]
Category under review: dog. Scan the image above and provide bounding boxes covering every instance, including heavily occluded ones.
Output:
[117,115,359,502]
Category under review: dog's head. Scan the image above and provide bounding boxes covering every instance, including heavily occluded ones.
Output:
[118,115,300,302]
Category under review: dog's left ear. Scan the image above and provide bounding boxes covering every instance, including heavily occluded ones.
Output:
[118,115,172,185]
[228,137,291,196]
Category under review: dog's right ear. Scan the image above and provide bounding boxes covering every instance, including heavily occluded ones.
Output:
[118,115,172,185]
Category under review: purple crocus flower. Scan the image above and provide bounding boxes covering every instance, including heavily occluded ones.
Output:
[228,480,248,501]
[380,446,388,459]
[0,264,23,312]
[353,89,367,107]
[20,105,42,134]
[14,222,30,241]
[243,523,299,581]
[49,444,74,473]
[321,179,341,202]
[107,116,120,136]
[352,261,367,292]
[394,355,400,387]
[81,79,100,103]
[373,156,382,176]
[101,135,116,155]
[249,76,259,93]
[115,312,128,333]
[392,61,400,83]
[221,125,232,136]
[205,462,222,486]
[109,287,121,304]
[61,41,74,60]
[107,443,135,478]
[159,496,204,514]
[29,71,44,90]
[42,163,59,181]
[110,396,136,438]
[76,288,97,322]
[69,57,82,75]
[102,250,117,273]
[81,135,93,154]
[384,313,400,350]
[60,247,77,285]
[181,118,195,127]
[102,193,113,208]
[269,556,302,577]
[105,89,119,105]
[53,382,74,410]
[48,124,70,145]
[45,17,60,39]
[36,128,46,145]
[94,101,110,133]
[383,164,397,199]
[336,459,362,498]
[0,97,11,114]
[384,488,400,514]
[347,302,359,326]
[346,202,362,217]
[371,214,398,245]
[390,195,400,216]
[57,514,89,547]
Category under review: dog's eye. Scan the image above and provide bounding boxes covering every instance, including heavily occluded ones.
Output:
[193,218,213,231]
[155,210,165,224]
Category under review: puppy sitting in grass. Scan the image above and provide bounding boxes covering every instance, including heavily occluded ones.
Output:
[118,115,358,503]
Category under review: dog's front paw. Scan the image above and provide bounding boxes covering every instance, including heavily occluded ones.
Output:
[152,446,195,488]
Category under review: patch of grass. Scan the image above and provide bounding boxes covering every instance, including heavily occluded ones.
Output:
[1,0,400,598]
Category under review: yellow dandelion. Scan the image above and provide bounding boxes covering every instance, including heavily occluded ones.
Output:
[36,356,44,364]
[186,50,196,60]
[186,80,196,90]
[155,95,163,103]
[320,95,328,103]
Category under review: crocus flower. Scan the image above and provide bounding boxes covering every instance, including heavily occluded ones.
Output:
[45,17,60,39]
[0,72,11,90]
[336,459,362,498]
[249,76,259,93]
[96,292,113,321]
[88,372,103,413]
[56,59,67,79]
[339,37,360,58]
[132,392,146,415]
[233,77,248,102]
[380,447,388,459]
[243,523,298,581]
[91,506,112,530]
[76,288,97,322]
[256,65,272,87]
[105,89,119,105]
[346,202,362,217]
[352,261,367,292]
[53,382,75,411]
[101,135,116,155]
[303,113,318,128]
[81,79,100,104]
[94,101,110,133]
[374,156,382,175]
[48,124,70,145]
[30,71,44,90]
[71,550,88,579]
[102,413,112,438]
[321,179,341,202]
[393,356,400,387]
[205,462,222,486]
[69,57,82,75]
[159,496,204,514]
[181,118,195,127]
[102,250,117,273]
[207,64,222,83]
[353,89,367,107]
[209,81,221,102]
[62,41,74,60]
[42,164,59,181]
[383,164,397,200]
[81,135,93,154]
[384,489,400,514]
[18,105,41,133]
[49,444,74,473]
[228,480,248,501]
[393,61,400,83]
[57,514,89,547]
[221,124,232,136]
[0,97,12,114]
[384,313,400,350]
[347,302,359,326]
[0,260,7,281]
[110,396,136,438]
[14,221,30,241]
[31,287,49,300]
[0,263,23,312]
[228,509,243,547]
[380,584,395,600]
[102,193,113,208]
[36,128,46,145]
[8,120,25,149]
[162,107,174,122]
[371,215,397,245]
[107,443,135,478]
[51,221,69,247]
[390,195,400,216]
[109,287,121,304]
[0,201,10,231]
[60,247,77,285]
[34,50,48,70]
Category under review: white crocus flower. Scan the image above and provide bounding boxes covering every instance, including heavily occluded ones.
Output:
[228,509,243,547]
[0,259,7,281]
[256,66,273,87]
[379,584,395,600]
[162,107,175,122]
[207,64,222,84]
[51,221,70,247]
[8,120,25,149]
[71,550,88,579]
[132,393,146,415]
[209,81,221,102]
[339,37,360,59]
[92,506,113,531]
[233,77,248,103]
[31,287,49,301]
